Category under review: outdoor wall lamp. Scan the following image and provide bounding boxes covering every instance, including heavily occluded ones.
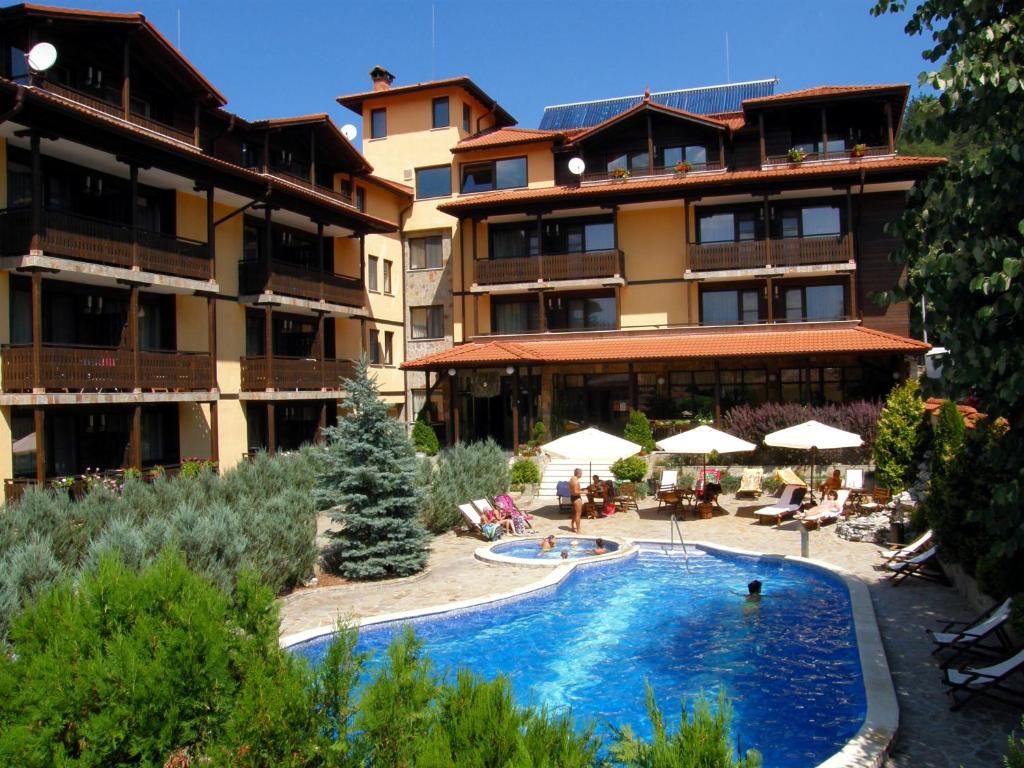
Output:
[448,368,456,377]
[506,366,515,375]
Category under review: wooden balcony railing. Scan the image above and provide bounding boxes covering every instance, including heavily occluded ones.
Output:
[38,80,197,145]
[475,249,623,285]
[0,208,211,280]
[239,356,355,391]
[688,235,851,272]
[580,161,724,185]
[238,259,365,308]
[266,166,355,207]
[764,145,893,166]
[1,344,212,392]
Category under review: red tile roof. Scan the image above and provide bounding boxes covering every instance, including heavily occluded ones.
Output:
[401,324,929,370]
[923,397,986,429]
[437,155,945,215]
[453,127,566,153]
[742,84,909,108]
[337,76,515,127]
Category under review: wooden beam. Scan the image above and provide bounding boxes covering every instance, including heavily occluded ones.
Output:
[34,407,45,484]
[309,125,316,185]
[718,133,725,169]
[122,36,131,120]
[207,295,218,391]
[129,163,139,268]
[206,186,216,280]
[884,102,895,153]
[31,271,42,392]
[129,285,139,391]
[264,306,274,390]
[29,132,41,250]
[646,112,655,175]
[511,368,520,451]
[628,363,637,410]
[821,107,828,158]
[758,113,766,166]
[318,403,327,444]
[210,401,219,464]
[766,277,775,323]
[267,403,276,456]
[130,404,142,470]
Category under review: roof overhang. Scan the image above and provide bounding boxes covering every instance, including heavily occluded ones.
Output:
[337,76,516,128]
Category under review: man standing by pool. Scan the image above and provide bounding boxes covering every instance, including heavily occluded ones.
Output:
[569,468,584,534]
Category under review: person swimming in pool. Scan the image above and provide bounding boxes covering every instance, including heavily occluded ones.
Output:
[591,538,607,555]
[540,535,557,552]
[746,579,762,602]
[560,550,569,560]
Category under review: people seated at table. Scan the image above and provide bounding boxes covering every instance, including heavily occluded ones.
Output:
[818,469,842,495]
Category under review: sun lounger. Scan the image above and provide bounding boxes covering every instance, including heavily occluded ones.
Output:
[887,546,945,585]
[754,484,808,526]
[943,646,1024,711]
[798,489,851,530]
[736,468,763,498]
[459,503,503,541]
[774,468,807,488]
[930,598,1014,666]
[658,469,678,493]
[880,529,934,564]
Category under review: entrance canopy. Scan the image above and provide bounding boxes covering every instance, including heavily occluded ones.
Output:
[541,427,642,461]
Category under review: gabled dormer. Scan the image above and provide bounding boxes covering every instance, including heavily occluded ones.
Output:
[553,97,730,185]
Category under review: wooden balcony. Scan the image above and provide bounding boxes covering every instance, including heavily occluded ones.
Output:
[0,208,211,280]
[239,356,355,391]
[475,249,623,286]
[238,259,365,308]
[580,161,724,185]
[764,145,892,166]
[1,344,212,393]
[266,166,355,208]
[38,80,197,145]
[689,235,851,272]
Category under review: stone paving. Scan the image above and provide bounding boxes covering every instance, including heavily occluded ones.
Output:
[281,496,1020,767]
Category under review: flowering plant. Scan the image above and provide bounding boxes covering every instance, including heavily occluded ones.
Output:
[851,143,868,157]
[787,147,807,163]
[674,160,693,174]
[610,167,629,179]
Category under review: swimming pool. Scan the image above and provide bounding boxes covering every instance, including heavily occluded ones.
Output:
[291,545,869,768]
[483,535,626,564]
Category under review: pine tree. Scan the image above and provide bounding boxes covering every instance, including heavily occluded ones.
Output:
[623,409,655,453]
[873,379,925,493]
[316,360,428,579]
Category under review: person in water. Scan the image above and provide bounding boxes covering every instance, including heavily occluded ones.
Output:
[591,538,608,555]
[540,535,557,552]
[746,579,763,602]
[560,550,569,560]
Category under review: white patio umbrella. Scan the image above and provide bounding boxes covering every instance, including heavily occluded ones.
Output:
[12,432,36,454]
[657,425,755,486]
[541,427,642,477]
[763,420,862,499]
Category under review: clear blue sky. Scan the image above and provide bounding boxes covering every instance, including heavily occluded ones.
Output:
[42,0,932,144]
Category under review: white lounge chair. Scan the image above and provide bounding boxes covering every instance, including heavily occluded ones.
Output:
[887,546,944,585]
[944,646,1024,711]
[798,489,851,530]
[754,484,808,525]
[880,529,934,564]
[460,502,508,541]
[930,598,1014,665]
[471,498,495,516]
[845,468,864,491]
[658,469,678,492]
[473,498,521,536]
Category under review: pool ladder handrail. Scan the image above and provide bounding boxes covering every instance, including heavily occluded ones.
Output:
[669,515,691,573]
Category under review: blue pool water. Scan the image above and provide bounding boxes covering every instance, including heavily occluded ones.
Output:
[492,536,620,560]
[292,547,865,767]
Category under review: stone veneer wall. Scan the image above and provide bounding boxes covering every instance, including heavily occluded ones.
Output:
[404,233,454,421]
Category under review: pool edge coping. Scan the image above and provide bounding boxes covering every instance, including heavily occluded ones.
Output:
[280,539,898,768]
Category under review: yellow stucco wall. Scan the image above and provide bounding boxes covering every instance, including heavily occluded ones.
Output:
[618,204,690,328]
[0,407,11,488]
[179,402,213,460]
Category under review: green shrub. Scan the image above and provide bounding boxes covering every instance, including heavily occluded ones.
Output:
[624,409,656,453]
[931,400,966,476]
[873,379,926,493]
[609,685,762,767]
[718,471,741,495]
[412,418,441,456]
[421,439,510,533]
[1006,716,1024,768]
[611,455,648,483]
[532,421,547,443]
[510,458,541,487]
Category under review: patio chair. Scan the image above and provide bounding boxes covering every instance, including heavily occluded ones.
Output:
[735,468,763,498]
[879,529,934,565]
[887,546,945,586]
[798,489,851,530]
[493,493,535,534]
[615,482,640,513]
[943,646,1024,711]
[845,468,865,491]
[658,469,678,493]
[694,468,722,503]
[930,598,1014,666]
[458,503,503,541]
[754,484,808,526]
[556,480,573,514]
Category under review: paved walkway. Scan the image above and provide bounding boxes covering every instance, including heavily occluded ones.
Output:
[281,496,1019,767]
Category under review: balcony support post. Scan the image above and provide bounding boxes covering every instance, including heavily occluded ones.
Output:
[718,133,725,170]
[207,295,218,391]
[129,163,139,269]
[263,204,273,292]
[713,362,722,425]
[612,205,623,276]
[317,403,327,444]
[884,102,895,153]
[358,235,365,296]
[532,214,541,280]
[758,113,766,166]
[762,195,771,266]
[210,401,219,464]
[309,126,316,185]
[122,36,130,120]
[766,277,775,324]
[130,404,141,470]
[193,102,201,148]
[129,285,140,391]
[821,107,828,158]
[526,365,535,436]
[846,186,858,316]
[29,132,41,251]
[317,312,326,390]
[646,112,654,175]
[264,306,274,391]
[537,291,546,332]
[266,403,276,456]
[317,222,325,300]
[31,270,42,393]
[511,367,520,451]
[206,186,216,280]
[33,407,46,484]
[262,131,270,174]
[628,363,637,410]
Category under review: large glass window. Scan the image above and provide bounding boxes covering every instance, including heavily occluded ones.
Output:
[411,306,444,339]
[606,150,649,172]
[491,226,538,259]
[370,108,386,139]
[432,97,449,129]
[545,292,616,331]
[415,166,451,199]
[384,332,394,365]
[383,260,393,294]
[584,221,615,251]
[409,235,443,269]
[368,331,381,364]
[541,217,616,254]
[367,255,378,291]
[782,283,846,321]
[700,288,762,325]
[801,206,842,236]
[492,299,539,334]
[461,157,527,193]
[698,210,759,243]
[462,103,471,133]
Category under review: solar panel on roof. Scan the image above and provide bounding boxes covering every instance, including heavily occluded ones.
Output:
[538,79,776,131]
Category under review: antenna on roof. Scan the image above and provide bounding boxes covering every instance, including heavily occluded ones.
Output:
[25,42,58,73]
[341,124,358,142]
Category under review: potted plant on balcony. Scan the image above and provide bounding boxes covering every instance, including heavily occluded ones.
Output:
[787,147,807,164]
[674,160,693,175]
[611,167,630,181]
[851,143,868,158]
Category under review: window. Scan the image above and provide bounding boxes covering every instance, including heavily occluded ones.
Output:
[367,255,379,291]
[415,166,451,199]
[355,186,365,212]
[432,97,449,129]
[490,225,539,259]
[698,210,760,244]
[781,283,846,322]
[775,202,842,238]
[383,331,394,365]
[383,260,393,294]
[370,108,387,139]
[368,331,381,364]
[409,235,444,269]
[463,103,471,133]
[606,150,649,172]
[411,306,444,339]
[492,298,539,334]
[412,389,444,422]
[661,145,708,168]
[533,216,615,255]
[545,291,616,331]
[461,157,527,193]
[700,288,762,325]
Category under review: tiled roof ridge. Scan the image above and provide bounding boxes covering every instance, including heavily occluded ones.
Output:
[743,84,908,106]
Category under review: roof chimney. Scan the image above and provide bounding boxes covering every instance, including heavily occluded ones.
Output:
[369,65,395,92]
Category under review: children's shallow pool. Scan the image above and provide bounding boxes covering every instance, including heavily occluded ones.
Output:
[291,546,865,768]
[492,536,621,560]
